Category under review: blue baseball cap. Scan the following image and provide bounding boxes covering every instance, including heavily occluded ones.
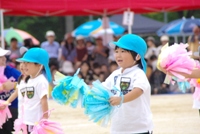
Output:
[110,34,147,72]
[16,48,52,82]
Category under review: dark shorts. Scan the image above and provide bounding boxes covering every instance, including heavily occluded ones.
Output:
[26,125,34,134]
[0,107,18,134]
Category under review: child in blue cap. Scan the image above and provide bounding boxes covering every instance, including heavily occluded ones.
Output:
[102,34,153,134]
[15,48,52,134]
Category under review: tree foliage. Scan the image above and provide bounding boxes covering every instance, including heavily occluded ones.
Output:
[3,10,200,44]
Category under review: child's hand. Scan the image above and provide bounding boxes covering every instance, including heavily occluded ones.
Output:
[0,85,3,91]
[109,96,122,106]
[42,113,49,119]
[0,101,9,110]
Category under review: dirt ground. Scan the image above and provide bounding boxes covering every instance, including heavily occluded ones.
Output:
[49,94,200,134]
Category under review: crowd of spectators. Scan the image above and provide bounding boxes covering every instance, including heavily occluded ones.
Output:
[4,27,200,95]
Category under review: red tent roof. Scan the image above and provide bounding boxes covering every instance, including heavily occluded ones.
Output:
[0,0,200,16]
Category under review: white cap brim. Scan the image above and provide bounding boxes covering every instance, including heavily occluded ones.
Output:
[0,48,11,56]
[19,47,28,55]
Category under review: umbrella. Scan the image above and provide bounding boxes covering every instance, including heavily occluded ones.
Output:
[3,28,40,46]
[157,18,200,36]
[72,19,125,37]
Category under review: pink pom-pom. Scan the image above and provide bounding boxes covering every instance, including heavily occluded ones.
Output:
[14,118,27,134]
[31,119,64,134]
[0,100,12,128]
[0,66,15,93]
[158,43,195,84]
[0,66,8,93]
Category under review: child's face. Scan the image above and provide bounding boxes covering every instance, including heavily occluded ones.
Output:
[19,62,26,75]
[23,62,42,77]
[81,63,89,72]
[114,47,135,69]
[94,68,101,74]
[0,56,6,66]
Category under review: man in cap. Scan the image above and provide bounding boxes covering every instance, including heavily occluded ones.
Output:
[156,35,169,56]
[41,30,60,70]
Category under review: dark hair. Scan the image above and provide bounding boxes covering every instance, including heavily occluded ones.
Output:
[18,75,30,84]
[81,61,91,69]
[11,38,18,42]
[24,38,33,48]
[150,55,157,61]
[17,50,30,84]
[115,46,143,69]
[109,61,118,66]
[64,41,75,52]
[93,62,100,69]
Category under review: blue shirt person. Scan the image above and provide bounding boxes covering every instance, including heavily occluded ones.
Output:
[0,47,21,134]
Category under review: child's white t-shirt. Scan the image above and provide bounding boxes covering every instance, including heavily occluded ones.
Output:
[102,65,153,134]
[193,87,200,109]
[23,74,48,125]
[16,80,26,119]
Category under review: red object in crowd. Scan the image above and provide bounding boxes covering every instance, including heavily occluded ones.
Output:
[0,0,200,16]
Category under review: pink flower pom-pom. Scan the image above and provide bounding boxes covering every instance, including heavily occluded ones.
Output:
[0,66,8,93]
[14,118,27,134]
[31,119,64,134]
[0,100,12,128]
[158,43,195,84]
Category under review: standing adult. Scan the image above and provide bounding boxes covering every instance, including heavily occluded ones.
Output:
[145,36,157,59]
[156,35,169,56]
[0,47,21,134]
[9,38,21,63]
[41,30,60,70]
[188,25,200,59]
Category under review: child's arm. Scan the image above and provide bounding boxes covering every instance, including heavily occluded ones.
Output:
[0,81,17,91]
[6,88,18,104]
[41,95,49,119]
[109,88,143,106]
[0,89,18,110]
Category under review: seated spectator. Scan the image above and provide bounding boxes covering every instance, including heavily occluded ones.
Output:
[145,58,153,80]
[92,36,109,66]
[149,69,169,94]
[24,38,34,48]
[61,33,77,64]
[92,62,103,81]
[101,64,110,79]
[61,61,75,75]
[85,38,95,64]
[79,61,94,84]
[9,38,20,61]
[75,35,88,62]
[109,61,118,73]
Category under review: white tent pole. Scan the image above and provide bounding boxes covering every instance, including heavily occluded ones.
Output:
[127,8,132,34]
[0,10,5,49]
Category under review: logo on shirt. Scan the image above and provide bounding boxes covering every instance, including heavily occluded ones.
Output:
[20,87,26,97]
[120,77,131,95]
[26,87,35,99]
[114,76,118,85]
